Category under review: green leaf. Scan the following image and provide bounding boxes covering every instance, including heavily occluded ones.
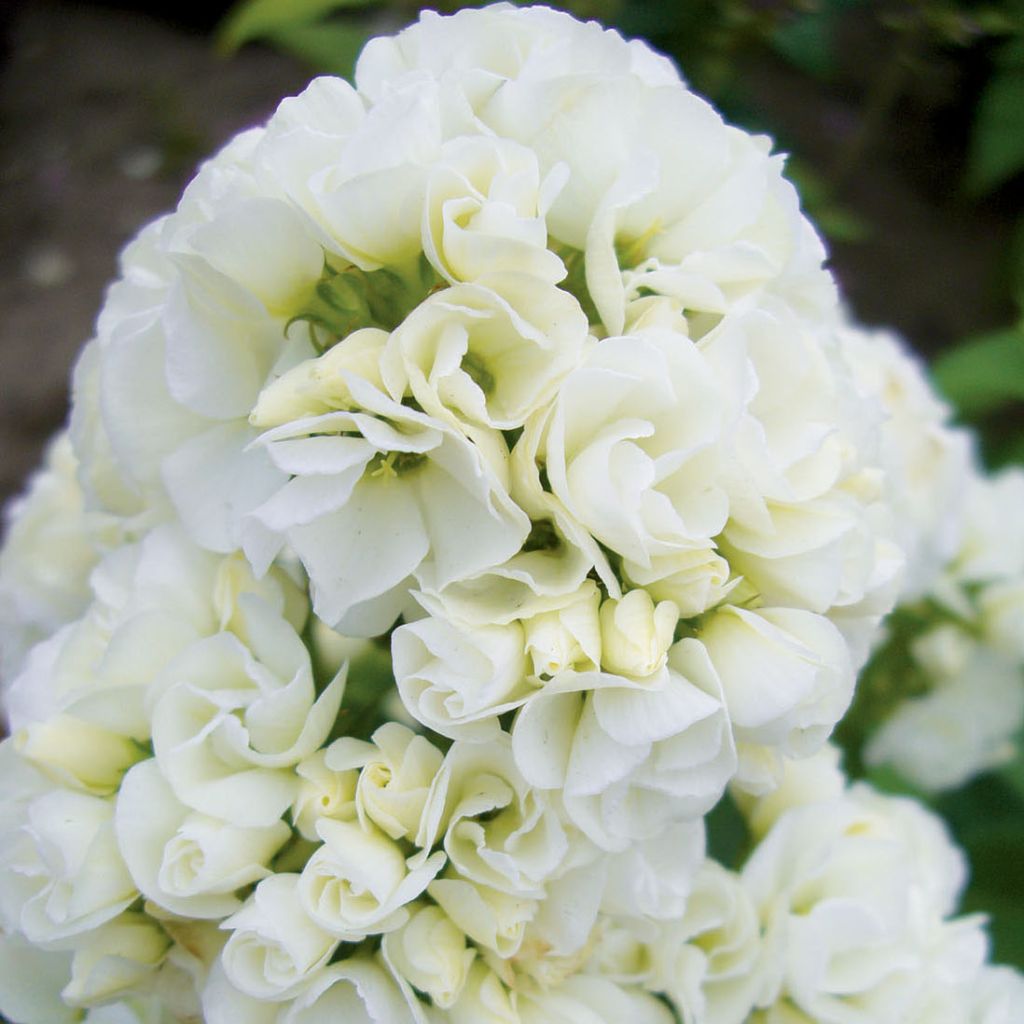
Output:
[262,19,370,77]
[864,763,930,803]
[929,773,1024,967]
[813,206,873,244]
[325,642,395,742]
[1003,753,1024,801]
[981,905,1024,969]
[959,820,1024,970]
[966,40,1024,195]
[1010,214,1024,310]
[1000,722,1024,798]
[771,11,835,79]
[770,0,866,80]
[993,430,1024,467]
[932,327,1024,417]
[705,793,750,871]
[218,0,375,53]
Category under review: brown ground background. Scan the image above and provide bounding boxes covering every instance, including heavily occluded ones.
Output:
[0,0,1017,506]
[0,0,309,503]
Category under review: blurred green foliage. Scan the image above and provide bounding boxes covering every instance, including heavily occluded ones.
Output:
[967,34,1024,195]
[220,0,372,53]
[934,325,1024,417]
[219,0,1024,969]
[220,0,375,73]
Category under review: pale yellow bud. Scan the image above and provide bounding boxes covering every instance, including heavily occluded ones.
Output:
[15,715,143,795]
[599,590,678,679]
[384,903,475,1009]
[249,327,387,428]
[293,749,358,842]
[63,912,170,1007]
[522,582,601,680]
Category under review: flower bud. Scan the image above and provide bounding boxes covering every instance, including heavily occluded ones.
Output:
[653,862,761,1024]
[393,615,530,741]
[522,581,601,680]
[447,963,518,1024]
[623,547,734,619]
[292,749,358,842]
[15,715,143,795]
[438,738,568,896]
[700,606,852,782]
[423,135,566,285]
[62,912,170,1007]
[0,432,99,680]
[212,552,308,641]
[19,789,137,944]
[333,723,443,842]
[249,328,388,428]
[280,956,413,1024]
[116,758,291,921]
[383,903,475,1009]
[599,590,678,679]
[299,818,445,938]
[429,875,536,958]
[221,874,337,1001]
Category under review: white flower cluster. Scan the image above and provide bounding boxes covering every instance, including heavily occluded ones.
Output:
[0,5,1021,1023]
[838,326,1024,790]
[733,748,1024,1024]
